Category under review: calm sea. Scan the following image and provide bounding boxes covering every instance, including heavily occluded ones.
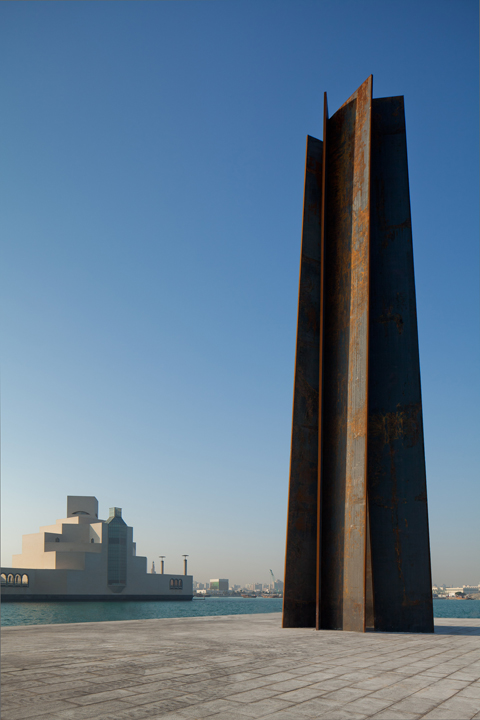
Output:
[1,598,479,628]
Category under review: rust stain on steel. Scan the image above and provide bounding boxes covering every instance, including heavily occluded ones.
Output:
[377,306,404,335]
[369,403,423,450]
[283,136,323,629]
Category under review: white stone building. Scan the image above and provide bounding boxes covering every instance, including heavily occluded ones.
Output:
[1,496,193,602]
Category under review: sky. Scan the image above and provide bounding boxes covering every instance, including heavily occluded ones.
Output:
[1,1,478,588]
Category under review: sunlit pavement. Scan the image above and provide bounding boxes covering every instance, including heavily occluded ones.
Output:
[2,614,480,719]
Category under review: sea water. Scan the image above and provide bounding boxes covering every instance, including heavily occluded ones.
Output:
[1,596,283,627]
[2,598,479,628]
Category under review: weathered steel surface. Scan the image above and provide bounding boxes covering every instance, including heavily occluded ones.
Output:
[342,76,371,633]
[365,508,374,628]
[320,95,355,630]
[368,96,433,632]
[316,93,328,631]
[320,77,372,632]
[283,79,433,634]
[283,136,323,628]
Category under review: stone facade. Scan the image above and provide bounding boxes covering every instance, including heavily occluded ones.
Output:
[1,496,193,601]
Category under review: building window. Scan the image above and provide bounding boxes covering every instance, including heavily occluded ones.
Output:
[55,537,60,542]
[1,573,29,587]
[91,538,95,543]
[107,509,127,591]
[170,578,183,590]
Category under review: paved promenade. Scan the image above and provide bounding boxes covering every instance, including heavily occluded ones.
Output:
[2,614,480,720]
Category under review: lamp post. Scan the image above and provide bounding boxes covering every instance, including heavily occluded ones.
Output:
[159,556,165,574]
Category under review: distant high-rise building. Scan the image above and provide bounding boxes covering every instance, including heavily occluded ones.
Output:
[210,579,228,592]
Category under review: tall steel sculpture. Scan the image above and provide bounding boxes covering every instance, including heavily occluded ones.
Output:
[283,76,433,633]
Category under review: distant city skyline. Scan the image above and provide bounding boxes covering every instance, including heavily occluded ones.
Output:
[1,1,478,587]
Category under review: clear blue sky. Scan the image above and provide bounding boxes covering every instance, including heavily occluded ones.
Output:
[1,1,478,587]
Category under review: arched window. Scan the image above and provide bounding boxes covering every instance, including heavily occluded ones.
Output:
[91,538,95,543]
[22,574,29,586]
[15,574,22,585]
[1,574,6,586]
[170,578,183,590]
[55,537,60,543]
[7,574,14,585]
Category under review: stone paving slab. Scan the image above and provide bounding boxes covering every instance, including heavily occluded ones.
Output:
[2,614,480,719]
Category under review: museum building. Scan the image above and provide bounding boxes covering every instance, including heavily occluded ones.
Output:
[1,496,193,601]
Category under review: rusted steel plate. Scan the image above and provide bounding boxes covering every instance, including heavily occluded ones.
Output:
[365,504,374,628]
[283,135,323,628]
[316,93,328,631]
[320,77,371,632]
[320,93,355,631]
[342,75,372,633]
[368,97,433,632]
